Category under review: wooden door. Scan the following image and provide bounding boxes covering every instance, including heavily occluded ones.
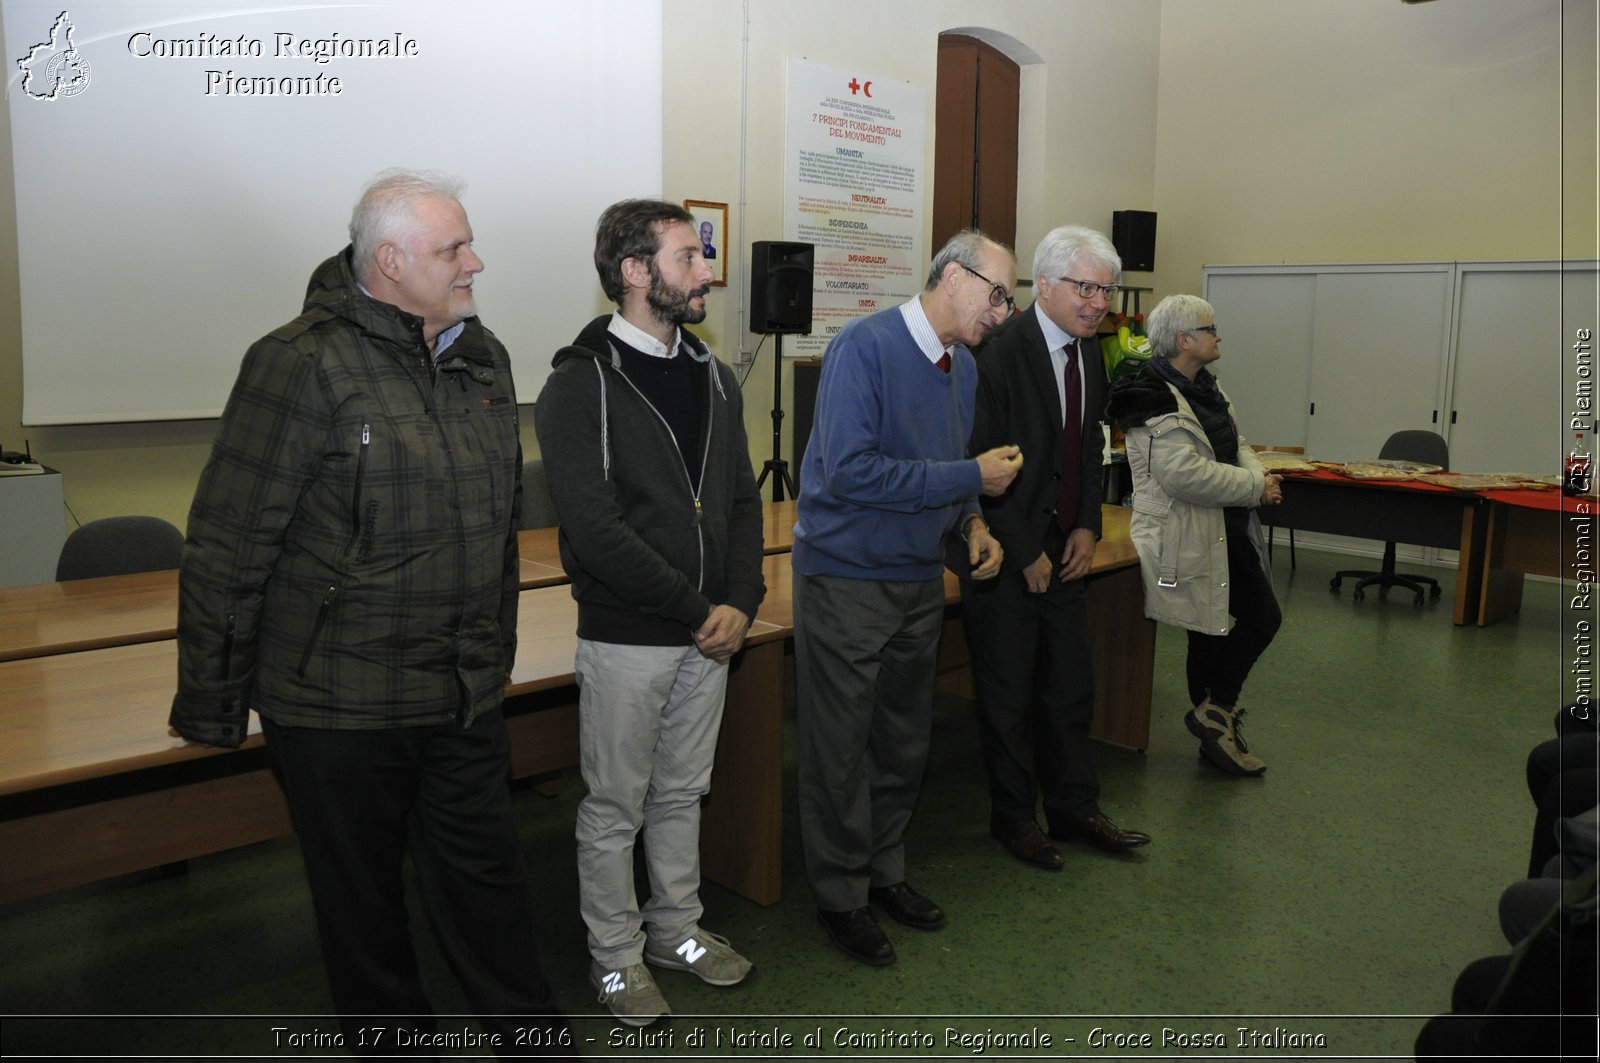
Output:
[933,35,1019,252]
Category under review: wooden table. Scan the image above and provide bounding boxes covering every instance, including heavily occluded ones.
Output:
[0,504,796,664]
[0,569,178,663]
[1260,470,1490,623]
[0,559,568,663]
[1475,492,1593,625]
[0,590,791,907]
[0,502,1150,907]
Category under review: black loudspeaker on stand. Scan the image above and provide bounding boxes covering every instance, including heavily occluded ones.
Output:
[749,241,814,501]
[1111,210,1157,272]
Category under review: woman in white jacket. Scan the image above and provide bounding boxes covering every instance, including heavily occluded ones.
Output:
[1105,294,1283,776]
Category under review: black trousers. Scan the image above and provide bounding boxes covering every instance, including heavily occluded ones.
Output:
[961,565,1101,828]
[1185,533,1282,708]
[1414,945,1598,1059]
[263,710,567,1058]
[1525,710,1600,877]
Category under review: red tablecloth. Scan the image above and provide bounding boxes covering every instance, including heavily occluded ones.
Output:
[1280,467,1460,493]
[1282,468,1590,511]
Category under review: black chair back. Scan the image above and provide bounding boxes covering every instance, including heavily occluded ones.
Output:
[56,516,183,581]
[1378,430,1449,471]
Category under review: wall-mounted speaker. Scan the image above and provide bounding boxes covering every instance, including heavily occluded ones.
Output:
[1111,210,1156,272]
[749,241,814,334]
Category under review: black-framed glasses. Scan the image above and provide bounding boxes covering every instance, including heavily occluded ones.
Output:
[1190,325,1219,335]
[958,262,1016,312]
[1059,276,1121,300]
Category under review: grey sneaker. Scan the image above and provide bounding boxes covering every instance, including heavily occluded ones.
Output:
[589,961,670,1027]
[1192,704,1266,777]
[1185,699,1232,742]
[644,929,753,986]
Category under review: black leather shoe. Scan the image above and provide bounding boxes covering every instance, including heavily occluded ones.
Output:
[1050,812,1152,852]
[818,907,895,966]
[868,882,946,930]
[990,820,1064,870]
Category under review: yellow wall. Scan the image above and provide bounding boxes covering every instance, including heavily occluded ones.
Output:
[1,0,1593,541]
[1151,0,1596,297]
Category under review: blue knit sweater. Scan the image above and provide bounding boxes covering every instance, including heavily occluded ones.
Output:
[792,305,982,581]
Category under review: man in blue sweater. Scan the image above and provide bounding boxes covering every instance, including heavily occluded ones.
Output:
[793,229,1023,966]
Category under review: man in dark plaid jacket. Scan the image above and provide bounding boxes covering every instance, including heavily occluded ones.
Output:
[170,170,569,1056]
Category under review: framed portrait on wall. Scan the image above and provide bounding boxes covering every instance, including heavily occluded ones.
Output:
[685,199,728,287]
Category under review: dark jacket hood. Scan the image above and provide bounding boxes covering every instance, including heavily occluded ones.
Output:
[1106,363,1180,430]
[302,247,495,366]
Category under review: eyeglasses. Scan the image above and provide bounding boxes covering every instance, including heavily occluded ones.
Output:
[1058,276,1121,300]
[1190,325,1218,335]
[958,262,1016,312]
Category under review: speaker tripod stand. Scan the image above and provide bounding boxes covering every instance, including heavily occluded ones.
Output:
[754,333,797,501]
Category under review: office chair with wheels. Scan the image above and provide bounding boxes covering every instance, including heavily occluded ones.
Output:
[518,458,559,530]
[1330,429,1450,606]
[55,515,184,581]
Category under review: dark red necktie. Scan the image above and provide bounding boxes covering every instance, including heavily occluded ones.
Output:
[937,351,952,374]
[1057,340,1082,531]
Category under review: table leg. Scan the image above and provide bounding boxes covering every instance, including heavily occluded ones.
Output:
[700,639,784,906]
[1087,565,1156,751]
[1453,502,1488,625]
[1476,502,1527,626]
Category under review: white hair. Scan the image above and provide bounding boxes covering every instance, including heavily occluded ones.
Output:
[348,169,466,284]
[1145,294,1215,359]
[1031,224,1121,284]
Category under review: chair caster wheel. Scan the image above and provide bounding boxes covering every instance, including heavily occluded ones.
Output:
[1329,578,1342,592]
[1353,589,1365,602]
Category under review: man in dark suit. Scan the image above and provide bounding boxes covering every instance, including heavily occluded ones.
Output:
[961,224,1151,870]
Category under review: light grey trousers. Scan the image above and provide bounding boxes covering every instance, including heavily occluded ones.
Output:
[574,639,728,968]
[793,571,945,912]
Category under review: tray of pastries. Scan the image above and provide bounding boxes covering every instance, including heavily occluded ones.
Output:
[1410,472,1557,490]
[1253,451,1318,473]
[1339,458,1443,480]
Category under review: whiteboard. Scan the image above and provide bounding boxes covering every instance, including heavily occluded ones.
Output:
[5,0,662,424]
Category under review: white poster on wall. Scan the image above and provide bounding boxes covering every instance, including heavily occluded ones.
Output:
[783,57,926,358]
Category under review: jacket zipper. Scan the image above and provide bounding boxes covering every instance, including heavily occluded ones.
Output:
[297,585,338,677]
[422,349,469,716]
[693,365,714,590]
[350,423,370,550]
[220,611,236,682]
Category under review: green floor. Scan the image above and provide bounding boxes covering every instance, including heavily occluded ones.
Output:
[0,546,1571,1060]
